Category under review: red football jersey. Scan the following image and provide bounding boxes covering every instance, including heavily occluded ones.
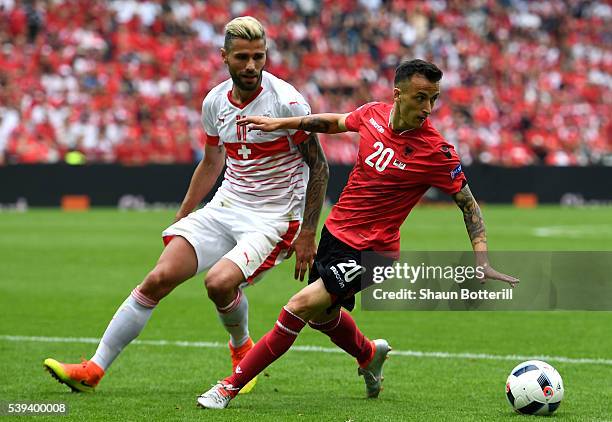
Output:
[325,102,467,252]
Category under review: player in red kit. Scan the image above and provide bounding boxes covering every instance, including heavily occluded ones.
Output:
[197,59,519,409]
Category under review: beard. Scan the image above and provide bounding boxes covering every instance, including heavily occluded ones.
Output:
[230,69,262,92]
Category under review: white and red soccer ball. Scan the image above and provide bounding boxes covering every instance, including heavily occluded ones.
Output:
[506,360,564,415]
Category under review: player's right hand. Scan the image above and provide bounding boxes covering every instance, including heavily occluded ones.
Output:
[288,229,317,282]
[237,116,282,132]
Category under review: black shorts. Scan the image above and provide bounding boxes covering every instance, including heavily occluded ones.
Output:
[308,226,395,311]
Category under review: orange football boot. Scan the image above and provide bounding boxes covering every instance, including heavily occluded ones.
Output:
[43,358,104,393]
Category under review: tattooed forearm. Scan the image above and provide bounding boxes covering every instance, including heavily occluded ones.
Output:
[298,117,332,133]
[297,134,329,231]
[453,185,487,250]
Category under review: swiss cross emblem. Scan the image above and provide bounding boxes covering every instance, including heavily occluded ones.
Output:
[238,144,252,159]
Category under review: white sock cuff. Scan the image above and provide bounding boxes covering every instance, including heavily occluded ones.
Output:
[275,320,300,336]
[217,289,242,314]
[131,287,158,308]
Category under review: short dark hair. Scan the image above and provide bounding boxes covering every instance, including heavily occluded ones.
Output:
[394,59,443,85]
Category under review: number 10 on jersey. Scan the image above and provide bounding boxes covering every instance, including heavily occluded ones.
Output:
[236,115,248,141]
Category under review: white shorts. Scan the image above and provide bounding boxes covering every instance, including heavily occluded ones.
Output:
[162,201,301,283]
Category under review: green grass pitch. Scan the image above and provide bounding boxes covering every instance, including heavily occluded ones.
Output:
[1,206,611,421]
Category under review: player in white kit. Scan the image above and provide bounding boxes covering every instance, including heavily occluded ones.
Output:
[43,16,329,394]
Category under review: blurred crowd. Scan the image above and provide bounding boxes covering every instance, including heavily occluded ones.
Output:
[0,0,610,166]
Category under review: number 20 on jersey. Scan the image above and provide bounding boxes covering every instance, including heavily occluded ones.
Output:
[365,141,394,172]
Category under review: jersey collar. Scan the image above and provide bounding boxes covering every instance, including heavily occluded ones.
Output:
[227,85,264,109]
[388,108,417,137]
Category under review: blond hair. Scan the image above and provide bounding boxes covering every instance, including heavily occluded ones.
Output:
[224,16,266,51]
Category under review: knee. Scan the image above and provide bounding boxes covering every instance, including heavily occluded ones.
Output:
[140,267,178,301]
[308,307,340,329]
[286,292,315,321]
[204,271,238,303]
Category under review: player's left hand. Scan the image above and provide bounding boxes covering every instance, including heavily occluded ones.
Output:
[479,265,520,288]
[237,116,282,132]
[288,229,317,282]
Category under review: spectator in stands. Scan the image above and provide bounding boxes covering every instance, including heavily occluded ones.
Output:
[0,0,610,166]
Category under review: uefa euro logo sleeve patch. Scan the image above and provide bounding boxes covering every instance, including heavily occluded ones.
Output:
[450,164,463,180]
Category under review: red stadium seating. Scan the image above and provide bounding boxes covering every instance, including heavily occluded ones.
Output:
[0,0,610,166]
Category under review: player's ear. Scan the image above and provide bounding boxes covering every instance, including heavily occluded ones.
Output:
[221,48,228,64]
[393,87,401,103]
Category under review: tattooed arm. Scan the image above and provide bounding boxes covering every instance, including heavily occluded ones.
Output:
[297,134,329,233]
[237,114,350,134]
[290,134,329,281]
[453,185,519,287]
[453,184,488,252]
[236,113,336,280]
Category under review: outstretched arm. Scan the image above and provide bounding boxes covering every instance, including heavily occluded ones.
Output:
[237,113,350,134]
[452,185,519,287]
[290,134,329,281]
[174,144,225,222]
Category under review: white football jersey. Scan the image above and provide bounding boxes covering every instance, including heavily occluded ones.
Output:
[201,71,311,221]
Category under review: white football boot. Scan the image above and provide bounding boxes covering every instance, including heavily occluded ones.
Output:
[357,339,391,398]
[196,382,238,409]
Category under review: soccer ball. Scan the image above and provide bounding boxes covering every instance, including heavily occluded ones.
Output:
[505,360,564,415]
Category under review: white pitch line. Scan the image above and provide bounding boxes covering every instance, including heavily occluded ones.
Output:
[533,225,612,238]
[2,334,612,366]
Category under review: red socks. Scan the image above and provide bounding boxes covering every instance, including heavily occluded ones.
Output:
[309,310,373,367]
[224,307,306,393]
[224,308,373,395]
